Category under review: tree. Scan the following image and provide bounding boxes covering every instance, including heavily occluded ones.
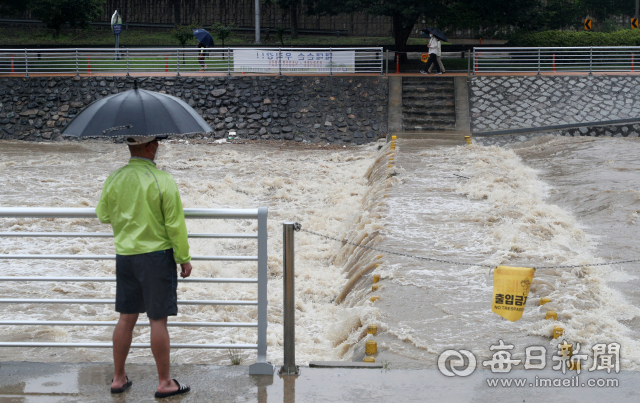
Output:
[30,0,104,38]
[212,22,234,48]
[264,0,302,39]
[169,24,197,64]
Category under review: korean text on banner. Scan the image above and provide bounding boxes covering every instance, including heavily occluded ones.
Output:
[233,49,355,73]
[492,266,535,322]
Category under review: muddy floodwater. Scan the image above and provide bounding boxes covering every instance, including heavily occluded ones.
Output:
[1,136,640,372]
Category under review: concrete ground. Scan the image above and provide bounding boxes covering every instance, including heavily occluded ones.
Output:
[1,362,639,403]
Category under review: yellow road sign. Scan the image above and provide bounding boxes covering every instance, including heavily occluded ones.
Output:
[632,18,639,29]
[584,19,592,30]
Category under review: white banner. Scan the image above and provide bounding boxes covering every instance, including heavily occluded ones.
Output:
[233,49,355,73]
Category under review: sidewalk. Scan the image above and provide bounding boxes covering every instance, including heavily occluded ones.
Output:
[1,362,638,402]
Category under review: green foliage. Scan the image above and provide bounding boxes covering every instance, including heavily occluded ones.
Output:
[508,29,640,47]
[170,24,197,47]
[600,18,624,33]
[275,26,286,46]
[211,22,234,48]
[227,349,243,365]
[30,0,104,37]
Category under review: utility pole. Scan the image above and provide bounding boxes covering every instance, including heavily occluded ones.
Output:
[255,0,261,44]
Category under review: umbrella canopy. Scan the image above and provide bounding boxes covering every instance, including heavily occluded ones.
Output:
[62,86,213,138]
[422,27,448,42]
[193,29,214,47]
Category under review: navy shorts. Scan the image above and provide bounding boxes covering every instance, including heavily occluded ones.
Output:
[115,249,178,320]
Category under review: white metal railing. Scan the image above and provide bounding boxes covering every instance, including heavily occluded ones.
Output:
[0,207,274,375]
[0,47,384,76]
[473,46,640,74]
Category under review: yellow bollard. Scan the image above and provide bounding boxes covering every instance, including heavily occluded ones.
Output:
[568,361,581,371]
[363,356,376,363]
[367,324,377,335]
[373,274,380,283]
[376,255,383,259]
[370,296,379,302]
[465,136,471,145]
[372,284,380,292]
[546,311,558,320]
[365,340,377,355]
[553,326,564,339]
[540,297,551,306]
[392,135,397,140]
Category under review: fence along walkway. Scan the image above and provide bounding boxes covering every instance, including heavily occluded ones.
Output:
[0,207,274,375]
[473,46,640,74]
[0,47,384,76]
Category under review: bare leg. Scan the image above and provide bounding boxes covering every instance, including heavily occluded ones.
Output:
[150,317,179,394]
[112,313,139,389]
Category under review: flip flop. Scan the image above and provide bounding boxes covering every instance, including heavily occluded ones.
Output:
[110,376,133,394]
[154,379,191,398]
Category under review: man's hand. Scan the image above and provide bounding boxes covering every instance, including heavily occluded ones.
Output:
[180,262,192,278]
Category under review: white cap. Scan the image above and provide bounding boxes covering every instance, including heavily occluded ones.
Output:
[124,136,159,145]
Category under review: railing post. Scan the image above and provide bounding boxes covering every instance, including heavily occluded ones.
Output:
[126,49,130,77]
[279,222,299,375]
[386,49,389,76]
[589,47,593,75]
[279,47,282,76]
[537,48,541,76]
[75,49,79,76]
[472,48,476,76]
[24,49,29,77]
[176,49,180,77]
[227,47,231,76]
[330,47,333,76]
[249,207,274,375]
[379,47,383,76]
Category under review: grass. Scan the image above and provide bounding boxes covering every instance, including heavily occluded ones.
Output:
[228,349,244,365]
[0,25,432,47]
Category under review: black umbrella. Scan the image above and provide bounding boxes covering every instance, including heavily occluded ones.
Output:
[422,27,448,42]
[62,82,213,139]
[193,29,214,48]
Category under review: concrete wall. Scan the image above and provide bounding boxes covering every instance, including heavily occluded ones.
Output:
[469,76,640,133]
[0,76,388,144]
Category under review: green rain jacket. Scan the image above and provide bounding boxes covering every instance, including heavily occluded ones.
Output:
[96,157,191,264]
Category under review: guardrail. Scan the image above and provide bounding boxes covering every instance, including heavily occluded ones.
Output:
[0,47,384,76]
[0,207,274,375]
[473,46,640,74]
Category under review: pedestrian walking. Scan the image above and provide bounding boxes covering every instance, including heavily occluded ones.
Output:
[198,41,209,71]
[427,39,446,74]
[96,135,192,399]
[420,28,448,75]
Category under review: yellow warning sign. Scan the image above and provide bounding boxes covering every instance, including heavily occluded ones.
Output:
[632,18,639,29]
[421,53,428,62]
[584,19,592,30]
[492,266,535,322]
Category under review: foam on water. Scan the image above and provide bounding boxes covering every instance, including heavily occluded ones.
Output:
[368,138,640,369]
[0,140,386,365]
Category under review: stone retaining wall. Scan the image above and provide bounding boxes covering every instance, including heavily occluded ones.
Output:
[0,76,388,144]
[470,76,640,132]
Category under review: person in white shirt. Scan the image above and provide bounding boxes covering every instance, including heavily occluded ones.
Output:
[421,33,442,75]
[427,39,446,74]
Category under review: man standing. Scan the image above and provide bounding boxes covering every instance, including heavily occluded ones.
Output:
[96,135,192,398]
